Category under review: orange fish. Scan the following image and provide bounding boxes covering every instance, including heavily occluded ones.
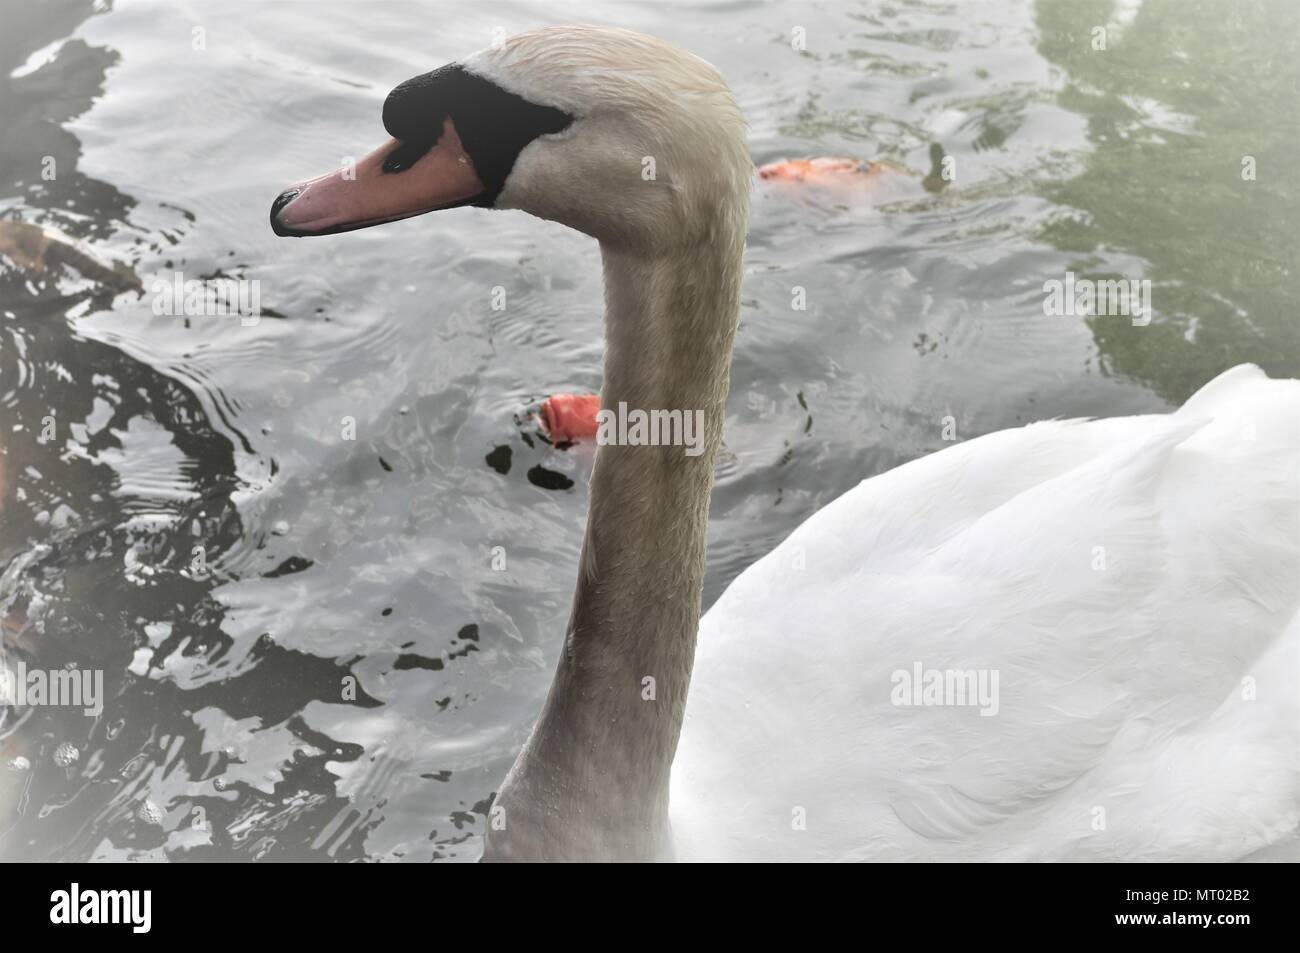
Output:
[756,157,875,182]
[540,394,601,442]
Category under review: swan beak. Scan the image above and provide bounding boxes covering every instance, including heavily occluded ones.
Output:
[270,116,486,236]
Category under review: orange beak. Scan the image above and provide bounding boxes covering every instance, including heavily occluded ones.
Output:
[270,116,486,236]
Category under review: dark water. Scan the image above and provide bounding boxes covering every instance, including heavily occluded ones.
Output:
[0,0,1295,861]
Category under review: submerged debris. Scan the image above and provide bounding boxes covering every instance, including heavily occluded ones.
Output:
[0,218,142,293]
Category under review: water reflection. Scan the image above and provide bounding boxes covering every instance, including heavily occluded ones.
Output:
[0,0,373,861]
[1034,0,1299,402]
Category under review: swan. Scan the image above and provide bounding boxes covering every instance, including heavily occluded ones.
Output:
[271,25,1299,862]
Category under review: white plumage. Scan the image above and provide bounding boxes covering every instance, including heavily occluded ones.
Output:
[673,364,1299,860]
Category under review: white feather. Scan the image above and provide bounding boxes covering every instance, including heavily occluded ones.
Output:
[672,365,1300,861]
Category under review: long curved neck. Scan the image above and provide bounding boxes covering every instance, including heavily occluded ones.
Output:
[485,221,746,862]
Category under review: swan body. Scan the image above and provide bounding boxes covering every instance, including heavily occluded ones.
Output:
[674,364,1299,861]
[273,26,1299,862]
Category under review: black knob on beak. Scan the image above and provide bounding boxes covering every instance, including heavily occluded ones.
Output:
[269,188,301,236]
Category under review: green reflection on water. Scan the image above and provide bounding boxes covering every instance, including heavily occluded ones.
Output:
[1035,0,1299,402]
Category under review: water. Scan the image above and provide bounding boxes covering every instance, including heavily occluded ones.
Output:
[0,0,1295,861]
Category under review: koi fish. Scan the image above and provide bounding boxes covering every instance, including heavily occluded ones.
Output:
[540,393,601,442]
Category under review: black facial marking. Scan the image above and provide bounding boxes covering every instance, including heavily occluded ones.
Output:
[383,63,573,206]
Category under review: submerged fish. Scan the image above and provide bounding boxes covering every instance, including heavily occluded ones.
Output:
[540,393,601,442]
[756,156,881,182]
[757,145,951,197]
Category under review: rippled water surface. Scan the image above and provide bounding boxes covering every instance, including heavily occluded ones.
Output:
[1,0,1295,860]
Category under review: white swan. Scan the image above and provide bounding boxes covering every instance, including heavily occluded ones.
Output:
[272,25,1299,862]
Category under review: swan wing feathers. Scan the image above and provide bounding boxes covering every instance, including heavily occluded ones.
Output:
[672,365,1299,861]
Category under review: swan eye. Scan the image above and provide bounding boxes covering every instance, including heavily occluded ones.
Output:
[383,139,434,174]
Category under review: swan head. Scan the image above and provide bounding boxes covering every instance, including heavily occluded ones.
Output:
[270,25,751,251]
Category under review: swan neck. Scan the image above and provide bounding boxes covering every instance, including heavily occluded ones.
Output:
[487,228,745,862]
